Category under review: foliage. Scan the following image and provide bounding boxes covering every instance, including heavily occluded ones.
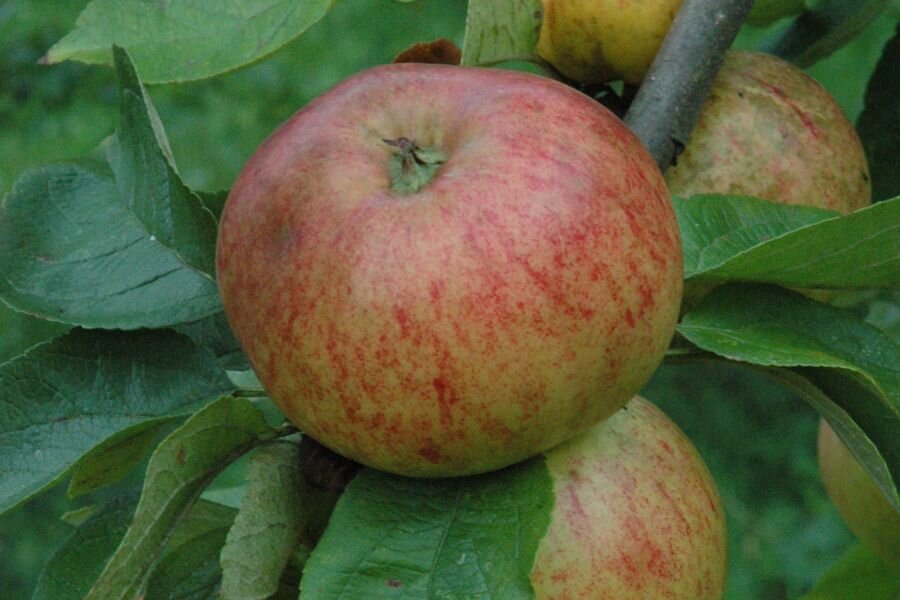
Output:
[1,0,897,598]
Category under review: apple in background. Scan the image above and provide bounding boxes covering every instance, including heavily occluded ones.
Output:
[665,52,871,215]
[818,419,900,566]
[535,0,684,84]
[216,63,683,477]
[532,396,727,599]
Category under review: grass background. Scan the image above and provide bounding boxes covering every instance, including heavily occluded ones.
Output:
[1,1,897,598]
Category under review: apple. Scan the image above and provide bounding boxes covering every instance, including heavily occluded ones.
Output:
[818,419,900,566]
[216,63,683,477]
[535,0,685,84]
[665,52,871,215]
[531,396,728,599]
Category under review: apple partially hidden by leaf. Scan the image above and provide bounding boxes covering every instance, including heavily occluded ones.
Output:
[216,64,683,477]
[665,51,871,307]
[818,419,900,567]
[532,396,727,598]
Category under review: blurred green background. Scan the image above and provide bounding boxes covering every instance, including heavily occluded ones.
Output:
[1,1,897,598]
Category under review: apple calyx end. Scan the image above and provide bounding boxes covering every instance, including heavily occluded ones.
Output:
[383,137,446,195]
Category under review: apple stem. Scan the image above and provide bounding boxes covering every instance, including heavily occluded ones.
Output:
[383,137,447,194]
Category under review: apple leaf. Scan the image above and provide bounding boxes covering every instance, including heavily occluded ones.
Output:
[219,441,305,599]
[675,195,900,289]
[461,0,543,67]
[0,302,70,365]
[67,419,171,498]
[0,162,222,329]
[801,542,900,599]
[85,397,275,600]
[302,458,553,599]
[32,493,139,600]
[196,189,230,222]
[678,284,900,510]
[146,529,230,600]
[106,46,219,278]
[173,312,250,371]
[0,49,223,330]
[857,25,900,203]
[0,329,232,515]
[34,495,238,600]
[747,0,807,26]
[760,367,899,511]
[44,0,335,84]
[61,505,97,527]
[767,0,892,67]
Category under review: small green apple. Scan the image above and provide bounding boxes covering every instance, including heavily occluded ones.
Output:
[532,396,728,599]
[216,64,683,477]
[818,419,900,566]
[535,0,684,84]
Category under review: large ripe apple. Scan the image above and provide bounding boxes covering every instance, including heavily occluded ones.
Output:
[535,0,684,84]
[666,52,871,214]
[216,64,683,477]
[818,419,900,566]
[531,396,728,598]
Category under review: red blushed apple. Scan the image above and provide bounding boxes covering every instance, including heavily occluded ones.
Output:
[216,63,683,477]
[532,397,727,599]
[666,52,871,214]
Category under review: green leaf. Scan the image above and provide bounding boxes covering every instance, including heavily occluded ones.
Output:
[146,528,229,600]
[857,25,900,203]
[85,397,275,600]
[747,0,807,26]
[130,497,236,596]
[0,329,232,514]
[678,284,900,509]
[107,46,218,278]
[219,441,304,600]
[675,195,900,288]
[174,312,249,371]
[0,49,223,329]
[166,499,238,552]
[196,189,230,222]
[768,0,892,67]
[67,420,171,498]
[759,367,898,511]
[461,0,543,66]
[45,0,336,83]
[33,493,139,600]
[0,302,70,365]
[61,505,97,527]
[302,458,553,599]
[802,542,900,599]
[0,162,221,329]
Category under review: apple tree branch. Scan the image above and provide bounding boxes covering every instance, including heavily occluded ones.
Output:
[624,0,754,171]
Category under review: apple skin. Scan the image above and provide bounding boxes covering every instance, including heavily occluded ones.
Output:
[666,52,871,214]
[818,419,900,566]
[531,396,727,599]
[216,64,683,477]
[536,0,684,84]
